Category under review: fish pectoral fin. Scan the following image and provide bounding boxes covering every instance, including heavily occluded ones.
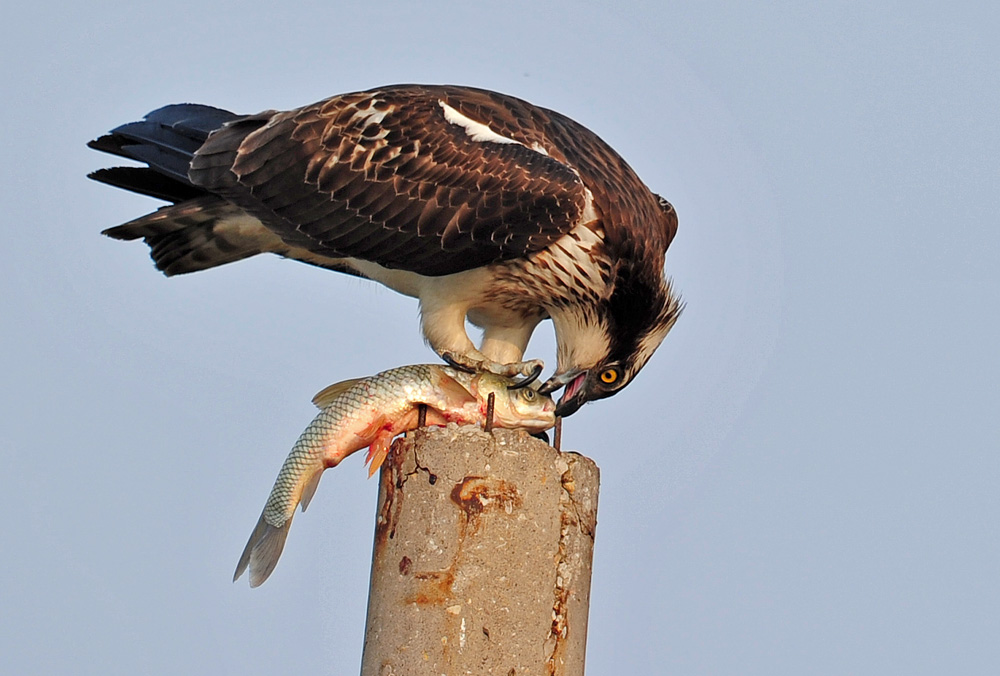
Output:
[432,371,478,406]
[311,377,365,409]
[299,467,324,513]
[234,512,293,588]
[356,413,389,441]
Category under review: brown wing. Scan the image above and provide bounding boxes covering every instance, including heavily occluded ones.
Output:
[188,85,590,277]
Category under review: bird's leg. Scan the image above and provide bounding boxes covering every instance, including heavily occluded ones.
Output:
[422,301,544,379]
[475,317,545,380]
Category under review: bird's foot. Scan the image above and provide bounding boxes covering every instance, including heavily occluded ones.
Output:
[439,352,545,387]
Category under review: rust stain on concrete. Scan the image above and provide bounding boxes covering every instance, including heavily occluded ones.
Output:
[449,475,522,531]
[405,569,456,605]
[374,438,409,552]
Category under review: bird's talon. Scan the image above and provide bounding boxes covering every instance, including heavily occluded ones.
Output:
[439,352,477,374]
[518,359,545,378]
[508,362,544,390]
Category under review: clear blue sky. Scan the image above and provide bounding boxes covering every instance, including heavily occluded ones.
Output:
[2,2,997,673]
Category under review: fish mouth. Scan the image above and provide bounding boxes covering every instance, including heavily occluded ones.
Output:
[554,371,588,417]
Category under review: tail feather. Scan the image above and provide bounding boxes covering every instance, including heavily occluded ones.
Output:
[88,167,205,203]
[102,196,282,276]
[87,133,136,161]
[142,103,240,137]
[90,104,287,276]
[88,103,240,190]
[109,137,195,184]
[234,512,294,588]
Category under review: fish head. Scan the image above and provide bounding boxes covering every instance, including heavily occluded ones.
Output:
[477,373,557,432]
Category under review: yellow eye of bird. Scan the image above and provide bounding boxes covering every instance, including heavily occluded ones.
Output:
[600,369,619,384]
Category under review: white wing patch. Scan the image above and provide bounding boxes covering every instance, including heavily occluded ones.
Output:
[439,100,520,145]
[439,100,550,159]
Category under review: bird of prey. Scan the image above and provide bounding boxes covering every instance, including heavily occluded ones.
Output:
[89,84,682,416]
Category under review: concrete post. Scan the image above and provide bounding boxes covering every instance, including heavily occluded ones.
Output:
[360,426,600,676]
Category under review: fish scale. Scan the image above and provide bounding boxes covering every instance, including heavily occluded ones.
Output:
[261,364,442,529]
[235,363,555,587]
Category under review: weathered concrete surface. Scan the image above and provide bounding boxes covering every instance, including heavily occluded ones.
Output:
[360,426,600,676]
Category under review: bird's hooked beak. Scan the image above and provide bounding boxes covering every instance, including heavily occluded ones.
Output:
[539,369,589,417]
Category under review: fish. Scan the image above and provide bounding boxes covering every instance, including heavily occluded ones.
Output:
[234,364,556,587]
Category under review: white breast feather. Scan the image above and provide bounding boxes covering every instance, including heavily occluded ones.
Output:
[530,215,607,302]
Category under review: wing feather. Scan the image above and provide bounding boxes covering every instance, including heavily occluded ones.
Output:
[92,85,677,281]
[188,85,590,276]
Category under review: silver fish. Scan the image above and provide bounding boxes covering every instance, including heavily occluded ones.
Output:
[234,364,556,587]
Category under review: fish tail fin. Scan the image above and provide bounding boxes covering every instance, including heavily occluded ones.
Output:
[234,512,293,588]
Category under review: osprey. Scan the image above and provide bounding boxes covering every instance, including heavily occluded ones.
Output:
[89,84,681,416]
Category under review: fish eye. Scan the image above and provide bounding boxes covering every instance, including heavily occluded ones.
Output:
[599,367,621,385]
[520,388,536,401]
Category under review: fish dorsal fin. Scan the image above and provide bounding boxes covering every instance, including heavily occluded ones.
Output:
[431,371,478,406]
[311,377,364,409]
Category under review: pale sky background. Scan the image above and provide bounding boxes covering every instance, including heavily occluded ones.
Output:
[2,2,998,674]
